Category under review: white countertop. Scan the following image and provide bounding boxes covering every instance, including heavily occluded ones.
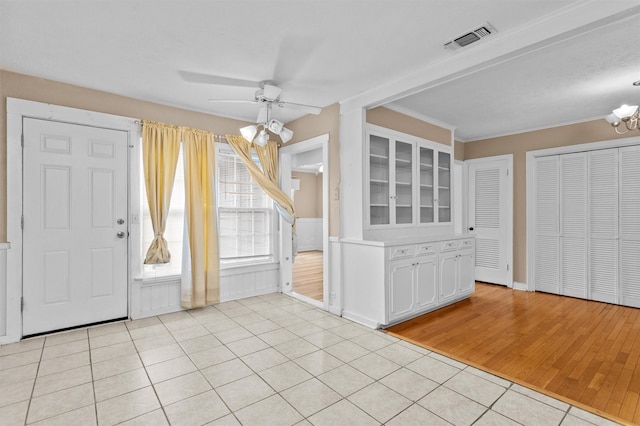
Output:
[340,233,475,247]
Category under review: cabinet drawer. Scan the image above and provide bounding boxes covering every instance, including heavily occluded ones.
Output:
[458,239,474,250]
[390,246,415,259]
[416,243,437,256]
[440,240,458,252]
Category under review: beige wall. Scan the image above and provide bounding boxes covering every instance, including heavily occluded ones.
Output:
[0,70,254,242]
[464,120,636,284]
[366,106,451,146]
[454,140,465,161]
[285,103,340,236]
[292,172,323,218]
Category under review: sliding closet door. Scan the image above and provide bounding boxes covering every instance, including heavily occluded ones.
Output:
[588,149,619,304]
[619,145,640,308]
[560,153,587,299]
[534,156,560,294]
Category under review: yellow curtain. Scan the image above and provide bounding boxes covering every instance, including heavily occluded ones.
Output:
[181,127,219,308]
[142,120,181,264]
[254,141,279,184]
[226,135,296,224]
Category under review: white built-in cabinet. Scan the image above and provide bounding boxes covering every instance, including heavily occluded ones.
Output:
[367,127,451,228]
[533,145,640,308]
[343,235,474,327]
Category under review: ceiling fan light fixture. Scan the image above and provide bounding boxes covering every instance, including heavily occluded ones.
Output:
[613,104,638,120]
[267,119,284,134]
[255,129,269,147]
[605,113,620,125]
[240,125,258,142]
[279,127,293,143]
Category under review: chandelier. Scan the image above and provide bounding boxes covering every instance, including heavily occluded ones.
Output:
[605,104,639,135]
[239,103,293,147]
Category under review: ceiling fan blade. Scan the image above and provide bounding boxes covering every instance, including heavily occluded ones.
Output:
[207,99,258,104]
[277,101,322,115]
[179,71,259,88]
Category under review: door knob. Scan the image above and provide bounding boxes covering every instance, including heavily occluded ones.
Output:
[117,231,126,238]
[117,218,125,225]
[469,227,474,231]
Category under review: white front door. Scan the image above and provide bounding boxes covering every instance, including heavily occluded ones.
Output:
[22,118,129,335]
[467,156,513,286]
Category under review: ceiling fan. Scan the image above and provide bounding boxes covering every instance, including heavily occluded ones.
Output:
[210,79,320,114]
[184,76,321,145]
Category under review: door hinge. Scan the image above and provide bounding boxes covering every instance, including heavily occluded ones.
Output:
[506,169,509,176]
[21,133,24,148]
[21,297,24,312]
[21,215,24,230]
[506,264,510,271]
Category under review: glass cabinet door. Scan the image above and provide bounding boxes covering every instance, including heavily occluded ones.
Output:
[395,140,413,224]
[438,151,451,223]
[369,134,390,225]
[419,146,434,223]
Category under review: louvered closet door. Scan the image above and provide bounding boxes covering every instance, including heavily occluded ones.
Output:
[560,153,587,299]
[588,149,619,304]
[467,158,510,285]
[619,146,640,308]
[535,156,560,294]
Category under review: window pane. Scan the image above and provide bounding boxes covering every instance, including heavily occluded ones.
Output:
[217,147,273,263]
[218,209,272,259]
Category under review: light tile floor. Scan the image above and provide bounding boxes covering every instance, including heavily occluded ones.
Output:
[0,293,621,425]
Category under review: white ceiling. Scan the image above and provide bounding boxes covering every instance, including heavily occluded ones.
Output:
[1,0,639,141]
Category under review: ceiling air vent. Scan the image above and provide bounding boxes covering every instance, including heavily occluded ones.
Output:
[444,23,496,51]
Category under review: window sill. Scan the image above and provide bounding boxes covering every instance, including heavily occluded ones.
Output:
[134,260,280,284]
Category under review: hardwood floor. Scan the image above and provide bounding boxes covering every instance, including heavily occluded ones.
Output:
[386,283,640,425]
[292,250,323,301]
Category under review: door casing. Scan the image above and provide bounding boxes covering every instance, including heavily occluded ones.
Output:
[279,134,330,310]
[4,98,141,343]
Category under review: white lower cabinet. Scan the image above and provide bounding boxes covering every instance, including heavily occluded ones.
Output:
[440,249,475,302]
[341,235,475,328]
[389,255,438,322]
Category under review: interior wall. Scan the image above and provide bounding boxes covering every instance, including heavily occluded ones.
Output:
[292,172,322,218]
[464,120,637,284]
[285,103,340,236]
[0,70,252,242]
[366,106,451,146]
[454,140,465,161]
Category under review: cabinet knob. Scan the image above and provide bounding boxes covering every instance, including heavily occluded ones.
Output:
[469,227,474,231]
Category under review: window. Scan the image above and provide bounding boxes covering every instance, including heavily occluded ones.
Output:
[216,144,274,264]
[141,143,274,278]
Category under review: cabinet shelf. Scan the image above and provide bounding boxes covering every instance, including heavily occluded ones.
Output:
[396,181,411,186]
[371,203,390,207]
[371,179,389,184]
[370,154,389,160]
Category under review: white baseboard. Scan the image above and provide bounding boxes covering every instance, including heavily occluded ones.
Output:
[513,281,529,291]
[341,310,380,329]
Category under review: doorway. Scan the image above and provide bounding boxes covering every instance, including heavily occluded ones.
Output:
[279,134,329,309]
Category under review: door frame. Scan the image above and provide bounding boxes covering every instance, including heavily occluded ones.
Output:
[4,98,140,344]
[279,134,330,310]
[466,154,514,288]
[526,135,640,293]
